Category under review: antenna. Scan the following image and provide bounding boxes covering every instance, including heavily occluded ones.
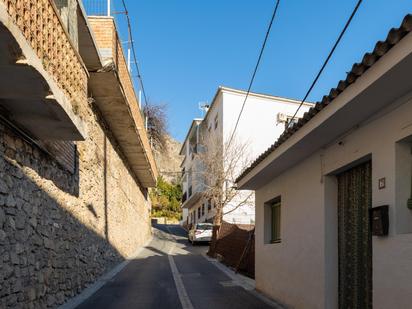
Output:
[198,102,210,117]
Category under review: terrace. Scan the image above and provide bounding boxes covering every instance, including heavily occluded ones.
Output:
[0,0,89,140]
[84,1,157,187]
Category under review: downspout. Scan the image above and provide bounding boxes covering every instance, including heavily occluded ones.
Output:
[408,147,412,209]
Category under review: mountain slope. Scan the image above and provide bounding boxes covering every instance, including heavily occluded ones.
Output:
[153,135,182,183]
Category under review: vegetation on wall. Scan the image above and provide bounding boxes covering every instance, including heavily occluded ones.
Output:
[150,176,182,220]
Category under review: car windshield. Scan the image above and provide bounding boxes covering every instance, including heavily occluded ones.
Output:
[196,224,212,230]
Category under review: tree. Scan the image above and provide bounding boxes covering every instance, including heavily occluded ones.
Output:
[150,176,183,220]
[143,103,168,151]
[195,132,253,226]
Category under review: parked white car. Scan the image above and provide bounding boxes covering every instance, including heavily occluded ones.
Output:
[188,223,213,244]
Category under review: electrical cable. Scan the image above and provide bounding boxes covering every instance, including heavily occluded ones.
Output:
[120,0,149,107]
[286,0,363,129]
[227,0,281,148]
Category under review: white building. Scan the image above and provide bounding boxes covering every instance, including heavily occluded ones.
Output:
[180,86,312,227]
[236,15,412,309]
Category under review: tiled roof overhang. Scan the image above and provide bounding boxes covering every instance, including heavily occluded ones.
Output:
[236,14,412,186]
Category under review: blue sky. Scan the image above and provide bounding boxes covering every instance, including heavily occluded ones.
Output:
[114,1,412,142]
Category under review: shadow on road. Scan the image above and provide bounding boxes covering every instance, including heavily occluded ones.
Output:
[76,224,274,309]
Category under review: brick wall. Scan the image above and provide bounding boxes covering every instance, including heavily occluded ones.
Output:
[88,17,115,59]
[0,99,152,308]
[88,16,156,180]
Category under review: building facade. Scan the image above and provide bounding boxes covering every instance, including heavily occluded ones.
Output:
[237,14,412,309]
[181,86,312,227]
[0,1,157,308]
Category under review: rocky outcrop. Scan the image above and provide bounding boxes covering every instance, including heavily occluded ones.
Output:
[153,135,182,183]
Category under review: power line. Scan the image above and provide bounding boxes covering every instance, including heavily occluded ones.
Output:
[227,0,281,148]
[286,0,363,129]
[119,0,149,107]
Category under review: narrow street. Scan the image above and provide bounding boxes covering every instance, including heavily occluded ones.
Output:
[76,224,275,309]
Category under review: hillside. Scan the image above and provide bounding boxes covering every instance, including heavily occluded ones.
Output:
[153,135,183,183]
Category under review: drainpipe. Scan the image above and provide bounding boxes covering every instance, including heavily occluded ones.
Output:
[408,150,412,209]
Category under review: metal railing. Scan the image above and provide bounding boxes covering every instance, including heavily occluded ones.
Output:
[82,0,113,16]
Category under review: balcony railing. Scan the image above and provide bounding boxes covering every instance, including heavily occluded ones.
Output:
[83,0,112,16]
[3,0,88,114]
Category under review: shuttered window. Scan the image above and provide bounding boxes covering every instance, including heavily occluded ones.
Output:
[38,141,76,174]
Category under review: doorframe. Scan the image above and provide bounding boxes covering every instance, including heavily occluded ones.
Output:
[324,154,372,309]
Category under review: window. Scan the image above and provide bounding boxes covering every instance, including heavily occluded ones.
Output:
[264,198,281,244]
[196,223,213,230]
[270,201,281,243]
[202,204,205,216]
[207,199,212,211]
[197,208,200,219]
[214,114,218,130]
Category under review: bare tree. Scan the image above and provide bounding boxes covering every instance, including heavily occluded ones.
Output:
[143,103,168,150]
[195,132,254,226]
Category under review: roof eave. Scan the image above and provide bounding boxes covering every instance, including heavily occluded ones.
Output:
[238,25,412,190]
[237,14,412,188]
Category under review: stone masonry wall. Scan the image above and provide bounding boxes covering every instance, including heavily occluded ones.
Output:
[0,101,152,308]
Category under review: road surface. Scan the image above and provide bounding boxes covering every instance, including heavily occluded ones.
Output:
[76,224,277,309]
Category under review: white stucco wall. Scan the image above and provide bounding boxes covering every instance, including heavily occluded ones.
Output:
[221,90,310,157]
[255,95,412,308]
[183,88,312,226]
[220,89,311,225]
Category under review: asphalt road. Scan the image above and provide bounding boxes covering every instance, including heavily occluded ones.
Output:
[76,224,276,309]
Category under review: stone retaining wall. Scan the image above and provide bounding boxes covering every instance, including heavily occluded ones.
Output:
[0,102,152,308]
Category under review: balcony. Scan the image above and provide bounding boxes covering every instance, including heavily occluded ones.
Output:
[87,16,157,187]
[181,183,205,210]
[0,0,88,140]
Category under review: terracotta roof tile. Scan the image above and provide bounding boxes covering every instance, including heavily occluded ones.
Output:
[236,14,412,183]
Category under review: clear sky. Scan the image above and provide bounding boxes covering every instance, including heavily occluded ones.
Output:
[114,0,412,142]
